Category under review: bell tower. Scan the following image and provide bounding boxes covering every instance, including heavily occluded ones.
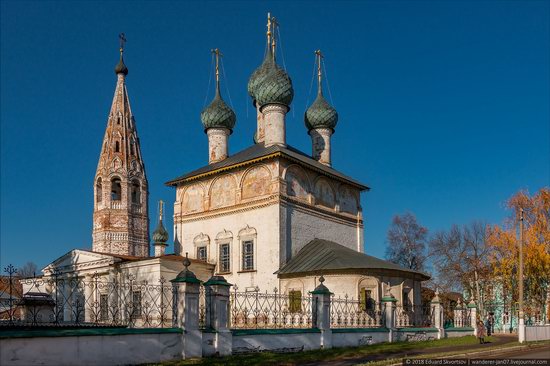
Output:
[92,34,149,257]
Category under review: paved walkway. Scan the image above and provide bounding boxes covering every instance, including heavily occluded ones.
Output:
[309,334,518,366]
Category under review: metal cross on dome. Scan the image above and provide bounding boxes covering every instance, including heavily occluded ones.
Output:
[119,33,127,52]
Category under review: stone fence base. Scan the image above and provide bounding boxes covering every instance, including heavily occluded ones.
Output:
[0,326,479,365]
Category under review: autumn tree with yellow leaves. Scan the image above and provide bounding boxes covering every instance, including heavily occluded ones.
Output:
[487,188,550,316]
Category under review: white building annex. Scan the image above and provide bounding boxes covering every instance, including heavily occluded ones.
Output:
[37,16,429,317]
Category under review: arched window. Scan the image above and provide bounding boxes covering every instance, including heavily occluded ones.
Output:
[117,117,121,125]
[131,180,141,204]
[96,178,102,202]
[111,178,122,201]
[115,141,120,153]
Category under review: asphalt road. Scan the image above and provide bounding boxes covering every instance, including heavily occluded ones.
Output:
[488,345,550,359]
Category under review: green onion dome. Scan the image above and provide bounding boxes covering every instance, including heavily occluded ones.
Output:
[255,59,294,108]
[247,48,276,102]
[114,54,128,76]
[200,87,236,132]
[152,219,169,245]
[304,92,338,132]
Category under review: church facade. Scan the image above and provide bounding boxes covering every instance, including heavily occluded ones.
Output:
[38,17,428,317]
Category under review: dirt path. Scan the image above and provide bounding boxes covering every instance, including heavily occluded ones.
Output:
[306,334,518,366]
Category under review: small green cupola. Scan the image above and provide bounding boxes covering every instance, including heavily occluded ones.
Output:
[200,49,236,132]
[305,50,338,132]
[114,33,129,76]
[152,201,168,257]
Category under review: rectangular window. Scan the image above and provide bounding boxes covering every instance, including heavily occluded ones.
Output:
[219,243,230,273]
[289,290,302,313]
[242,240,254,271]
[100,294,109,321]
[197,246,207,262]
[131,291,142,319]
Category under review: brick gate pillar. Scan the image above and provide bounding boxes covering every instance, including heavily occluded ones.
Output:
[204,275,232,356]
[171,255,202,359]
[311,275,333,349]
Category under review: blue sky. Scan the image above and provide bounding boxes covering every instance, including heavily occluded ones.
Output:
[1,0,548,272]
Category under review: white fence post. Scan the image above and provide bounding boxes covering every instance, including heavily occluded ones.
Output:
[468,299,477,335]
[204,275,232,356]
[171,255,202,359]
[431,290,444,339]
[311,276,332,349]
[381,284,397,342]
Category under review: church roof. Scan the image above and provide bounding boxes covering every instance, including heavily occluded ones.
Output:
[165,143,369,190]
[276,239,430,280]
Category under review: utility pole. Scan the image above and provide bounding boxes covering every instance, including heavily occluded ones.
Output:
[518,208,525,343]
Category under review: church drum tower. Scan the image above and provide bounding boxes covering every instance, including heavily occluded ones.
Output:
[92,35,149,257]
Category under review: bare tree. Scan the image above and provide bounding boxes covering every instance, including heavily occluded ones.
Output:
[385,212,428,272]
[17,261,38,278]
[429,221,491,310]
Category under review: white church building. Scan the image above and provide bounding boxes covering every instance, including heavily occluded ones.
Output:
[38,17,428,316]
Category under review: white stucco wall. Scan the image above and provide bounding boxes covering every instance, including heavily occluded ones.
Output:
[331,330,390,347]
[178,204,281,292]
[280,274,422,303]
[445,328,475,338]
[0,332,182,366]
[233,331,321,352]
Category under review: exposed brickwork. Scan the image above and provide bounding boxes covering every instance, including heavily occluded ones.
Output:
[92,73,149,257]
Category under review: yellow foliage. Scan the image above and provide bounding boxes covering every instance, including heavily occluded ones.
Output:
[486,187,550,307]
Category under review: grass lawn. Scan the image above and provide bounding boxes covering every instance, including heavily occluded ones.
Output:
[150,335,497,366]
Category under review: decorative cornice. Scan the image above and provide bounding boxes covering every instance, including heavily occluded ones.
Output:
[175,196,279,223]
[168,152,365,190]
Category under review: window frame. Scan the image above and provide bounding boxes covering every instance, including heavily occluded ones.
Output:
[197,246,208,262]
[241,239,254,271]
[218,242,231,274]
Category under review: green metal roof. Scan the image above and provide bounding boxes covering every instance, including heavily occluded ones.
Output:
[276,239,430,280]
[165,143,369,190]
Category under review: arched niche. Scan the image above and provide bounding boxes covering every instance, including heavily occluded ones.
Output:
[110,176,122,201]
[314,177,336,209]
[358,276,380,310]
[339,185,358,214]
[209,174,237,209]
[284,165,310,200]
[131,179,141,204]
[181,184,205,214]
[96,177,103,202]
[241,165,271,199]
